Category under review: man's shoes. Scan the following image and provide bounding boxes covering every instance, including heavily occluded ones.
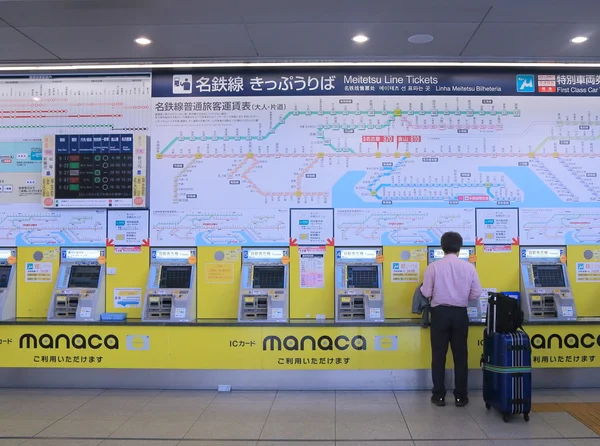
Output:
[431,396,445,406]
[455,396,469,407]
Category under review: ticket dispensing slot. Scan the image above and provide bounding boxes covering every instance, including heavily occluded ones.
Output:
[0,249,16,320]
[427,247,485,322]
[48,248,105,322]
[520,247,576,321]
[143,249,196,323]
[335,248,384,323]
[239,248,289,323]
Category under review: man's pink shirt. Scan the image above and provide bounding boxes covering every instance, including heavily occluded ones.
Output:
[420,253,483,308]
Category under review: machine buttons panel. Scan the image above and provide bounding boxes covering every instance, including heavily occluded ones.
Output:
[238,248,289,323]
[48,248,106,322]
[335,248,384,323]
[143,249,196,323]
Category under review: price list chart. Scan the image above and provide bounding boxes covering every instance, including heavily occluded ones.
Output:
[42,133,148,208]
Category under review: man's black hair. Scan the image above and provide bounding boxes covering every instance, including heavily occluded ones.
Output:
[441,231,463,254]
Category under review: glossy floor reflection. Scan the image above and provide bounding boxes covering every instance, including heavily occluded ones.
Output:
[0,388,599,445]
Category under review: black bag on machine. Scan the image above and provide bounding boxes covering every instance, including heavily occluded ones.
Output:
[486,292,524,334]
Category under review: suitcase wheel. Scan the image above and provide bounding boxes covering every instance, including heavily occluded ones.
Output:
[503,414,510,423]
[524,412,530,422]
[485,403,491,410]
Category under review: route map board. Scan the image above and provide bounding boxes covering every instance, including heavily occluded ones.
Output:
[42,134,148,209]
[0,75,150,205]
[149,70,600,246]
[0,206,106,247]
[0,75,150,246]
[150,209,289,247]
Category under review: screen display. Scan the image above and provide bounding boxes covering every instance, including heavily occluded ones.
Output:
[159,266,192,288]
[0,266,11,288]
[54,135,134,200]
[525,249,562,259]
[155,250,193,260]
[252,266,285,289]
[532,264,566,287]
[63,249,102,260]
[67,266,101,288]
[339,250,378,259]
[431,248,471,260]
[247,250,285,259]
[346,265,379,288]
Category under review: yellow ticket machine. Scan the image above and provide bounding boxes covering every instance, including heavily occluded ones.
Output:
[335,247,384,322]
[48,248,106,322]
[142,248,196,323]
[238,248,289,323]
[427,246,485,322]
[0,248,16,320]
[520,246,577,321]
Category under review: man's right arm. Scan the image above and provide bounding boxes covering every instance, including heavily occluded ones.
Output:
[468,267,483,300]
[420,265,434,298]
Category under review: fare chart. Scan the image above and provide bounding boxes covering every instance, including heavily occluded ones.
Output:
[0,75,150,247]
[42,133,147,208]
[150,71,600,246]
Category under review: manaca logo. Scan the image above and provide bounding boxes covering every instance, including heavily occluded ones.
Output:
[263,335,367,351]
[531,333,600,349]
[19,333,119,350]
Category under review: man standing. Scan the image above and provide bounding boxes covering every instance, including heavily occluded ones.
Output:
[421,231,482,407]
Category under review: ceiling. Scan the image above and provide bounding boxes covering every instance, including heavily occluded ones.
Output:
[1,0,600,65]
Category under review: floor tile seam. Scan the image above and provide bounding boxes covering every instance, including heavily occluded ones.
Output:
[105,388,166,438]
[255,389,278,440]
[468,408,513,440]
[30,388,109,439]
[179,388,219,440]
[3,434,598,442]
[393,389,412,440]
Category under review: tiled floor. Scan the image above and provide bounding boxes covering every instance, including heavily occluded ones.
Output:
[0,388,599,445]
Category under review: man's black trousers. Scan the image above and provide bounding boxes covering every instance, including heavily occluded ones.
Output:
[430,305,469,399]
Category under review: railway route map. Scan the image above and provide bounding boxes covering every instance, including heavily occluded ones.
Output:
[150,209,289,247]
[0,206,107,247]
[149,71,600,246]
[519,208,600,245]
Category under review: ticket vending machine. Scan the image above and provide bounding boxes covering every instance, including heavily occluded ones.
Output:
[520,247,577,321]
[0,249,16,320]
[427,247,486,322]
[143,248,196,323]
[335,248,384,323]
[238,248,289,323]
[48,248,106,322]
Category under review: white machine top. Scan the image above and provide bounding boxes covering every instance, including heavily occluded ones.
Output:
[62,248,104,260]
[430,248,472,260]
[521,247,563,261]
[153,249,194,260]
[0,249,12,260]
[245,249,285,260]
[338,249,378,260]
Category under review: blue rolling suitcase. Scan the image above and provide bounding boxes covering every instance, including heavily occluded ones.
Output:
[482,294,532,422]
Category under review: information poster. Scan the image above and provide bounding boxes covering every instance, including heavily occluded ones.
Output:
[205,263,235,284]
[113,288,142,309]
[24,262,52,282]
[390,262,420,282]
[576,262,600,282]
[476,208,519,245]
[299,246,325,288]
[290,209,334,246]
[108,210,149,246]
